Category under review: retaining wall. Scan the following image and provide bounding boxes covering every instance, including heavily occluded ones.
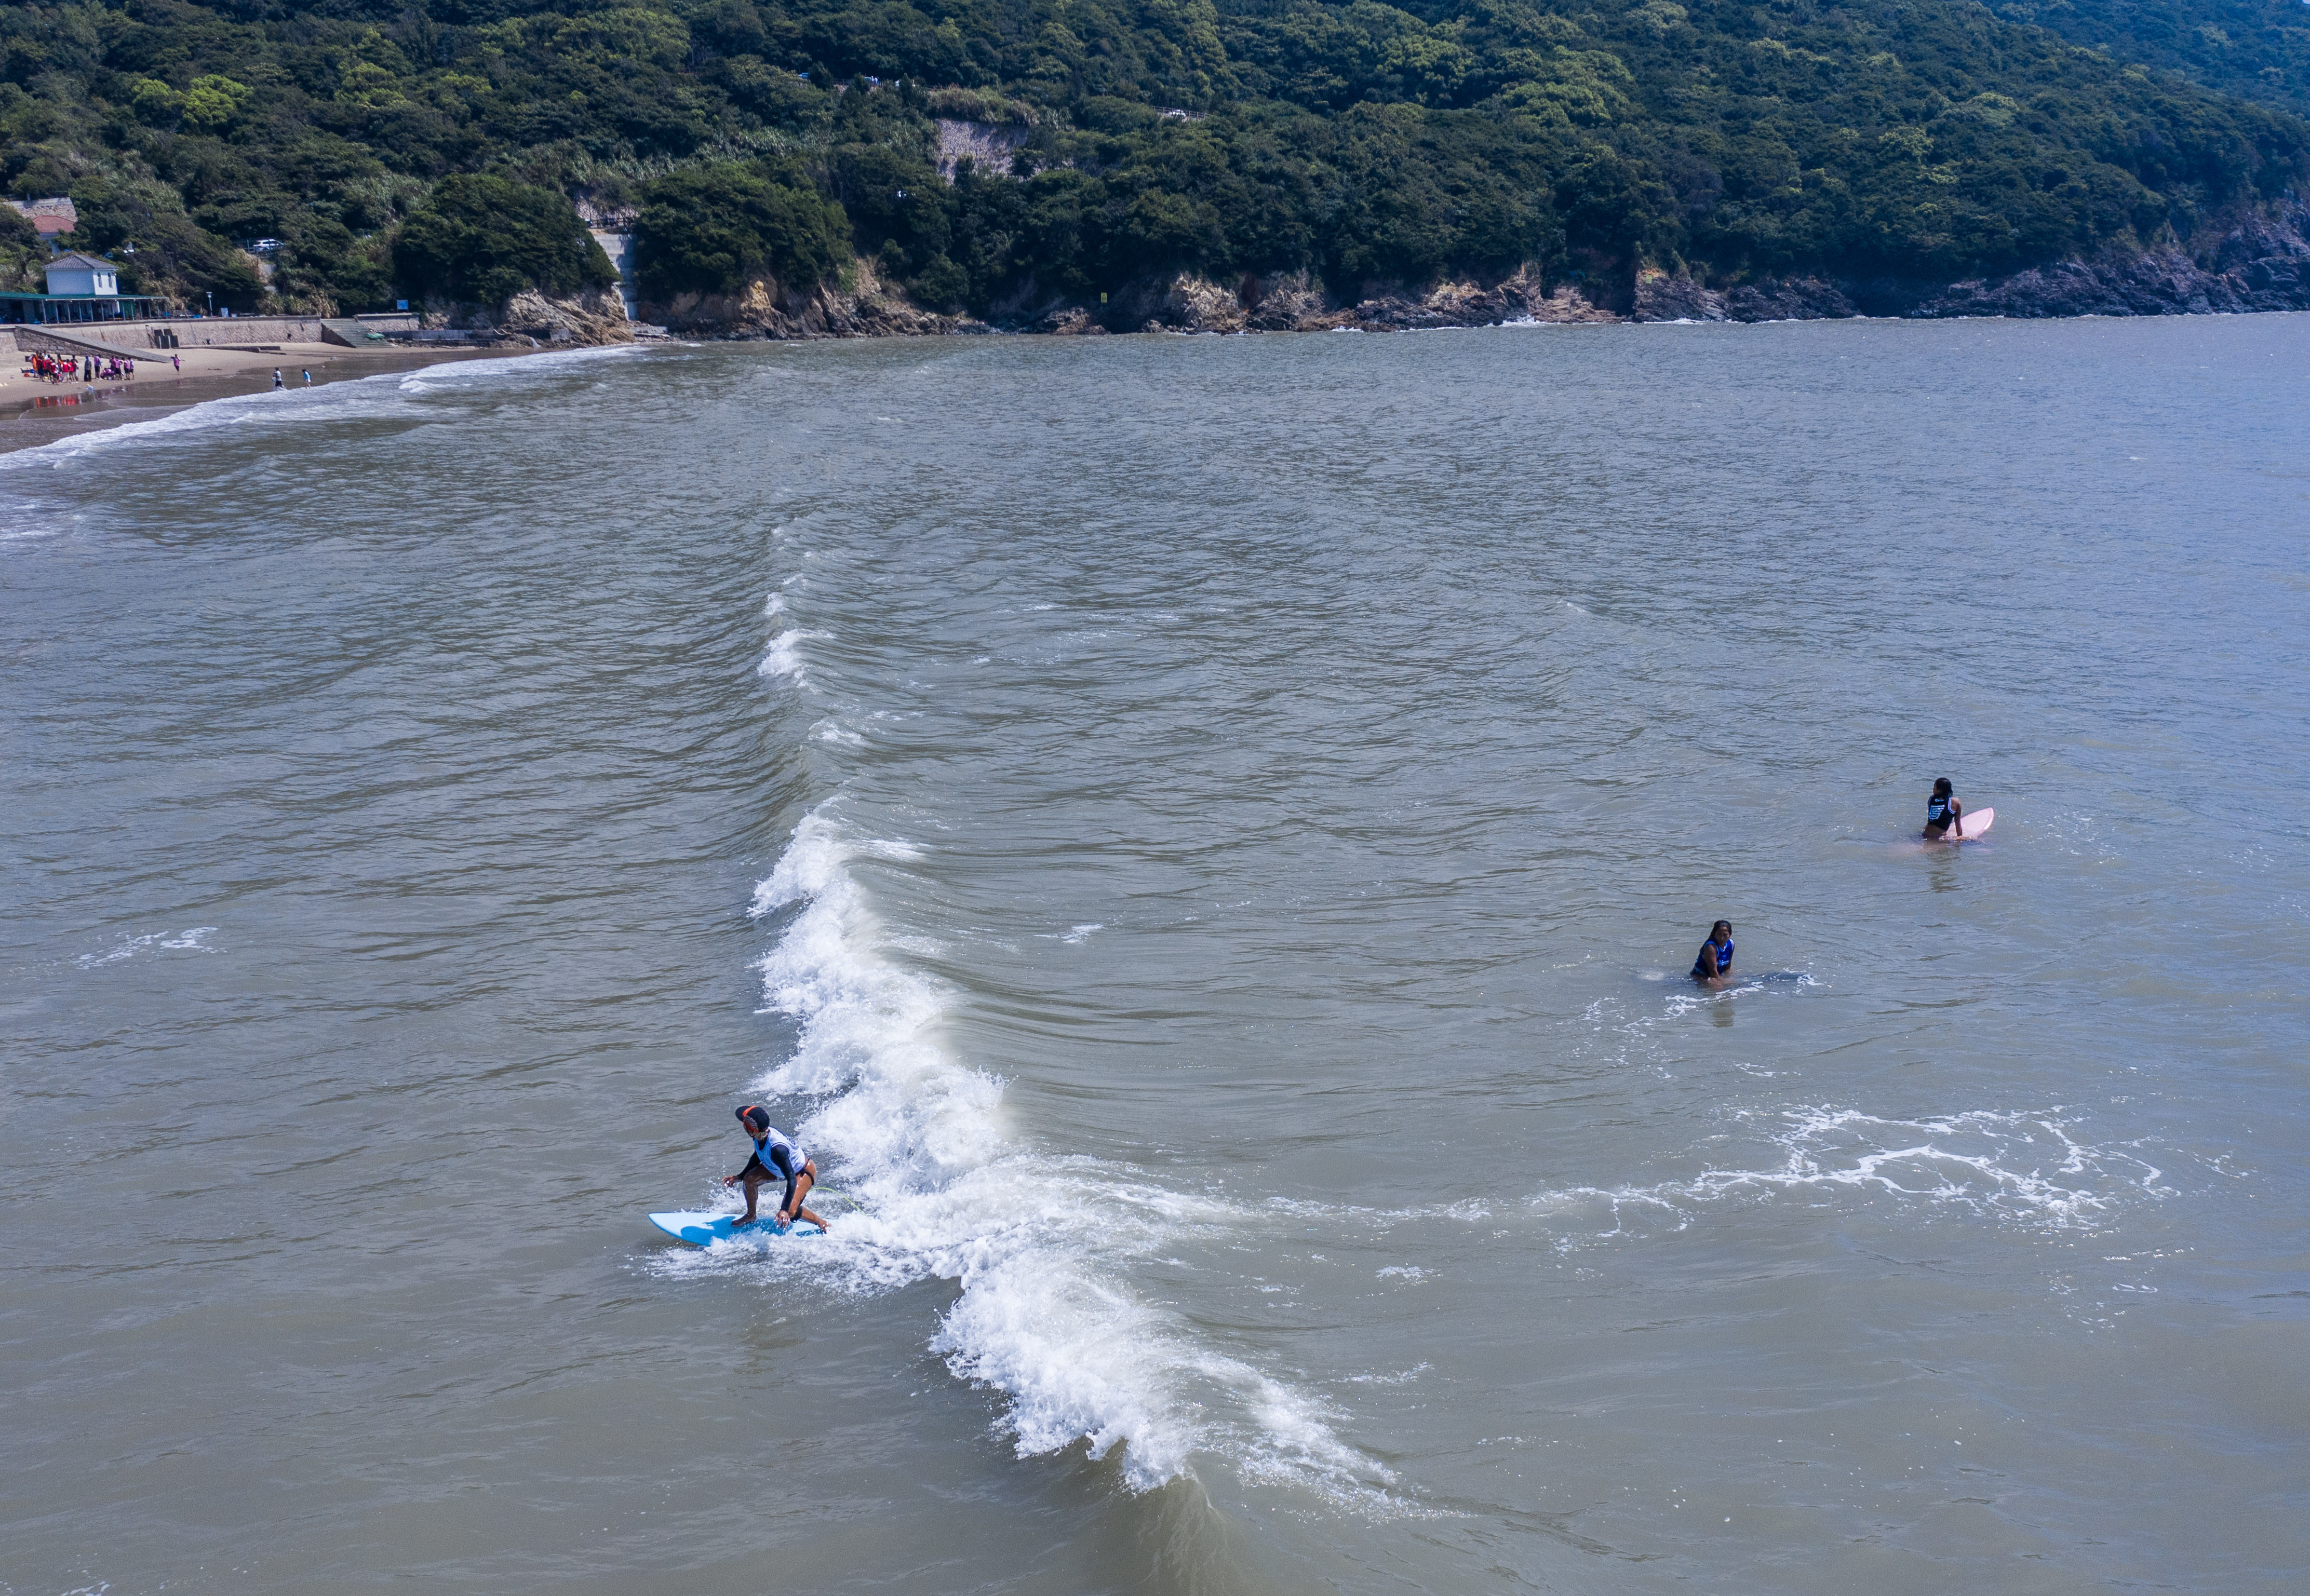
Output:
[7,312,432,357]
[10,325,152,360]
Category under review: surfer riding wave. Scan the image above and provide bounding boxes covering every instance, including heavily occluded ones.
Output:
[726,1105,825,1232]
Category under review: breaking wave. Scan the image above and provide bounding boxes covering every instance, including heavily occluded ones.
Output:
[661,601,1389,1496]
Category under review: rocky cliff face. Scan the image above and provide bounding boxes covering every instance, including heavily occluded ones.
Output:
[633,197,2310,341]
[1629,199,2310,322]
[1027,266,1619,334]
[1910,203,2310,317]
[494,287,637,345]
[639,257,982,339]
[422,286,638,345]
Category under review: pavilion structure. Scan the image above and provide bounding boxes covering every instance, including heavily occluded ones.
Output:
[0,252,168,325]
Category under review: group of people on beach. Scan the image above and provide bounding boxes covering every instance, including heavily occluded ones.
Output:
[21,352,138,383]
[1689,778,1974,988]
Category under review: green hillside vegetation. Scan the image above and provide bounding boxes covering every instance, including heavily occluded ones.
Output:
[0,0,2303,319]
[1984,0,2310,117]
[392,170,618,303]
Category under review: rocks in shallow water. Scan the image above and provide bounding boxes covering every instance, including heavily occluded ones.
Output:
[1040,307,1108,335]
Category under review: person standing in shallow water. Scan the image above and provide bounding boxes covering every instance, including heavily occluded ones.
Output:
[724,1104,825,1231]
[1924,777,1966,840]
[1691,920,1735,987]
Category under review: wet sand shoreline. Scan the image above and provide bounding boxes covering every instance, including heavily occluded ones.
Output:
[0,342,550,456]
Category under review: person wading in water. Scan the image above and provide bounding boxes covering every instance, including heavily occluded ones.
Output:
[1691,921,1735,987]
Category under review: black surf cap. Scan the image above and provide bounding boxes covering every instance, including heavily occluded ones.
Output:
[737,1105,770,1133]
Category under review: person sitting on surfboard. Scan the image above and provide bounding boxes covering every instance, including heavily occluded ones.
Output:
[1691,921,1734,987]
[724,1105,825,1232]
[1924,778,1966,840]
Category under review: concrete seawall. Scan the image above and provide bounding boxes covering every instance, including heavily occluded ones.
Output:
[5,313,424,355]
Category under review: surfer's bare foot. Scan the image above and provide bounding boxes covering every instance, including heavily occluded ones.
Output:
[732,1215,758,1229]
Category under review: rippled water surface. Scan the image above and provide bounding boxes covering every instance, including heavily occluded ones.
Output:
[4,320,2306,1594]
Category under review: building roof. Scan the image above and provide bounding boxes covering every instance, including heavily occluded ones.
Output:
[46,251,116,272]
[6,197,78,234]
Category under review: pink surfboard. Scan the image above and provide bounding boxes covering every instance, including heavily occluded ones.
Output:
[1928,805,1993,841]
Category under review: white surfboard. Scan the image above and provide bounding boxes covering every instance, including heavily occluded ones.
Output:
[1928,805,1993,841]
[647,1209,824,1245]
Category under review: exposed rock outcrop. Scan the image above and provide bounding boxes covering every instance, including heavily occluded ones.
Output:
[1909,205,2310,316]
[1630,270,1855,322]
[1344,270,1545,331]
[419,286,636,345]
[1242,272,1334,329]
[1107,266,1608,333]
[640,256,985,339]
[633,196,2310,340]
[1628,199,2310,322]
[934,118,1032,180]
[494,286,635,345]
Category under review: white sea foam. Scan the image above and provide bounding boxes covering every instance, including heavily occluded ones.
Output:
[756,628,827,680]
[1658,972,1818,1020]
[1532,1106,2169,1241]
[76,926,217,968]
[675,804,1389,1496]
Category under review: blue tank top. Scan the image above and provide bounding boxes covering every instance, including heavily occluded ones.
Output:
[1927,793,1954,826]
[1693,936,1733,978]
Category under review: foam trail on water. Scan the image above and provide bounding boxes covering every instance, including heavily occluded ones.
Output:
[1532,1105,2171,1243]
[705,805,1390,1496]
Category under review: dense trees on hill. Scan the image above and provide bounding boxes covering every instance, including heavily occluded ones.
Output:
[393,172,619,303]
[1984,0,2310,116]
[631,162,850,295]
[0,0,2302,318]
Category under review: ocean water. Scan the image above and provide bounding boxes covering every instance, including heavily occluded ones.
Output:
[3,319,2305,1595]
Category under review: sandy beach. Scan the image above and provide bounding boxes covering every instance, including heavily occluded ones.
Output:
[0,339,545,453]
